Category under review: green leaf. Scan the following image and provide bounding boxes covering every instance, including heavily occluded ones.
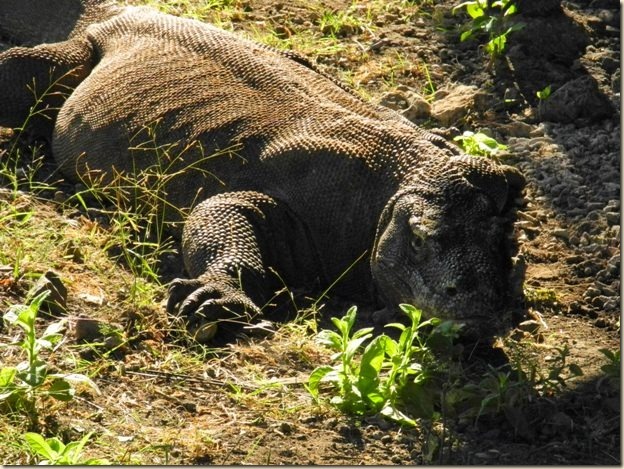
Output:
[48,378,74,401]
[62,432,93,464]
[509,21,526,32]
[344,306,358,332]
[460,29,475,42]
[466,2,485,19]
[399,304,422,326]
[330,317,348,336]
[504,4,517,15]
[24,433,59,462]
[46,437,66,454]
[385,322,406,332]
[352,327,374,340]
[0,367,17,387]
[52,373,100,394]
[382,336,399,358]
[380,403,416,427]
[344,335,371,362]
[307,365,335,399]
[18,360,48,387]
[358,335,386,386]
[316,330,342,350]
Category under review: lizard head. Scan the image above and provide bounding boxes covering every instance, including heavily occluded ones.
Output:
[371,155,525,340]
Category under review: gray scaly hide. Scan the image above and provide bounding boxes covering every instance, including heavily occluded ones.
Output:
[0,1,525,342]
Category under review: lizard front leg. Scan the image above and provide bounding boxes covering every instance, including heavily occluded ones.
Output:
[167,191,320,343]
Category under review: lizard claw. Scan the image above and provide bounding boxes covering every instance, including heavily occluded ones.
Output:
[167,277,262,343]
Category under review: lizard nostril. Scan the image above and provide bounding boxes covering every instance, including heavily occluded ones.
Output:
[445,286,458,297]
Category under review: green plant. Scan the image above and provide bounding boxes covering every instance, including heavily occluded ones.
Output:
[318,8,369,38]
[598,348,619,388]
[453,0,525,66]
[536,84,552,119]
[536,85,552,101]
[23,431,109,465]
[0,291,99,425]
[453,130,507,157]
[307,304,460,426]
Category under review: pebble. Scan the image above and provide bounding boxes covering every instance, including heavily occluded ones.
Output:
[605,212,619,226]
[28,270,68,315]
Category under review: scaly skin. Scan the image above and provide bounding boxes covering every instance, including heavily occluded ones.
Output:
[0,2,525,342]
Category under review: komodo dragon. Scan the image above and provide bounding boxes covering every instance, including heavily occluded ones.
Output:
[0,0,525,342]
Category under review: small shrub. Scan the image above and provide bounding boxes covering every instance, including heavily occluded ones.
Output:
[0,291,99,426]
[453,130,507,157]
[307,304,460,426]
[23,431,109,465]
[453,0,525,66]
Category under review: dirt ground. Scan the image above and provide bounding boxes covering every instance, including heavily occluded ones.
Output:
[0,0,620,465]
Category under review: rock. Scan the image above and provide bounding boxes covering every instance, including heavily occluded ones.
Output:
[402,97,431,121]
[78,292,106,306]
[73,316,126,351]
[517,319,543,335]
[378,88,431,121]
[500,120,533,138]
[28,270,67,315]
[605,212,619,226]
[378,90,410,111]
[538,76,615,123]
[431,85,490,126]
[278,421,293,434]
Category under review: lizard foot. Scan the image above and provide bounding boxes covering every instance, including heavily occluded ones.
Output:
[167,278,262,343]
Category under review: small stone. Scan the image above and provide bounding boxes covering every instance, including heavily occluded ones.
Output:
[517,319,542,334]
[371,430,384,440]
[584,286,601,299]
[431,84,487,126]
[501,120,533,138]
[605,212,619,226]
[28,270,67,316]
[78,292,106,306]
[53,191,67,203]
[591,296,606,308]
[181,401,197,413]
[192,322,218,343]
[551,229,569,241]
[279,422,293,434]
[380,434,393,444]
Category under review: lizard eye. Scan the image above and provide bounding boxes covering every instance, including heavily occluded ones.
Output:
[408,215,427,251]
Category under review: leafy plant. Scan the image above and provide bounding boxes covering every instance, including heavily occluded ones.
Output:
[318,8,369,38]
[453,130,507,157]
[0,291,99,425]
[536,84,552,119]
[598,348,619,387]
[23,431,109,465]
[453,0,525,66]
[307,304,460,426]
[536,85,552,101]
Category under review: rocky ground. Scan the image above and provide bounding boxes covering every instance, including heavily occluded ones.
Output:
[0,0,620,464]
